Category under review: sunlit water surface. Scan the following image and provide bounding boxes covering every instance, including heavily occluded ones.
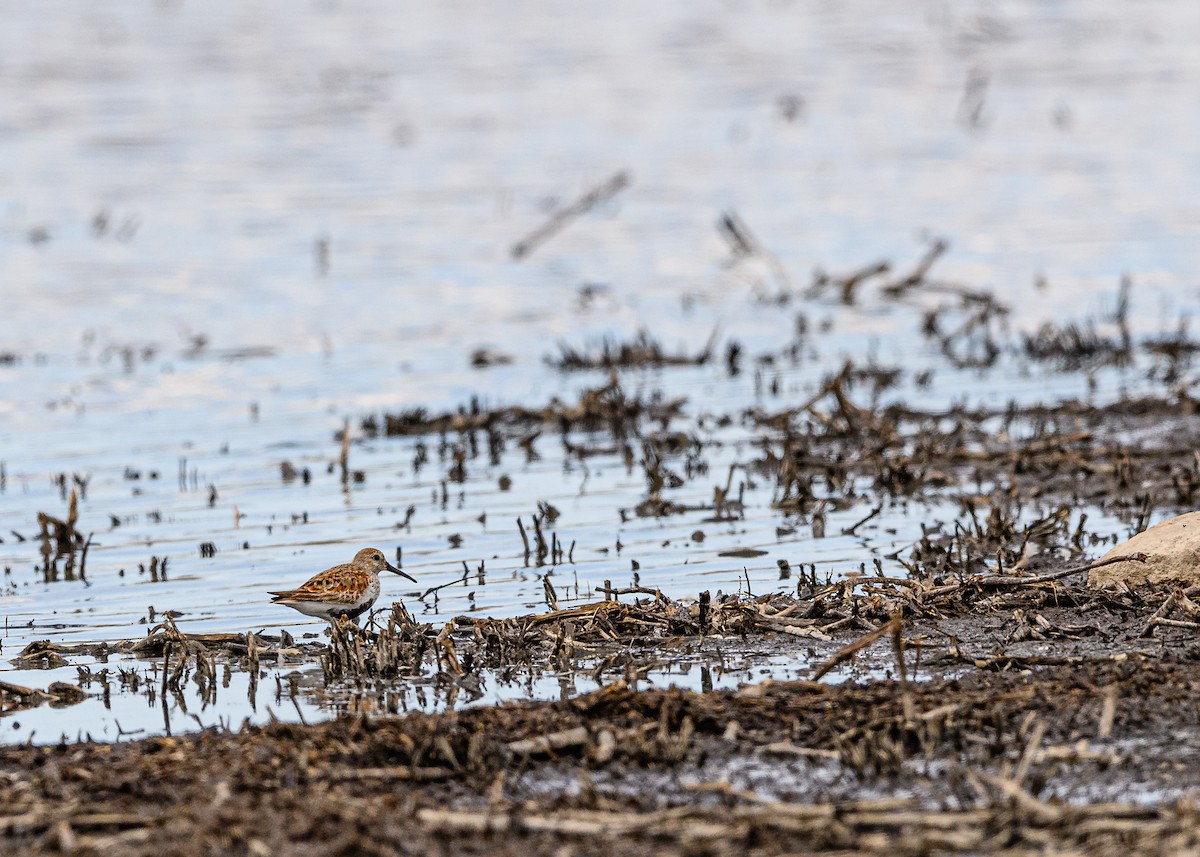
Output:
[2,0,1198,742]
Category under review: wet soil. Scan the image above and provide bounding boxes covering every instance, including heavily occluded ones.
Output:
[3,664,1199,855]
[8,325,1200,851]
[5,565,1200,855]
[6,2,1200,852]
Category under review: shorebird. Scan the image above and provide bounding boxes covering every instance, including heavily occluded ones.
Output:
[269,547,415,623]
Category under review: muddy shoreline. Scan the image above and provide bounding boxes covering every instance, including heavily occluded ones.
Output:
[5,561,1200,854]
[5,2,1200,851]
[4,643,1200,855]
[8,362,1200,851]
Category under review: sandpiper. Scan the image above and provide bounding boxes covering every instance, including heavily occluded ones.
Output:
[269,547,415,623]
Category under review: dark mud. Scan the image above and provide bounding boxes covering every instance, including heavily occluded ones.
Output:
[9,303,1200,849]
[5,2,1200,851]
[5,562,1200,854]
[4,630,1200,855]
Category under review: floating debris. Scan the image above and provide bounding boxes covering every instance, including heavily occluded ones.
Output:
[510,171,632,260]
[549,329,718,372]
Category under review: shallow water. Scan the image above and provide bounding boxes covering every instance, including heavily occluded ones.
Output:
[2,0,1199,742]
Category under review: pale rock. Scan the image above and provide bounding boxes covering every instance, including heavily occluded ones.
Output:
[1088,512,1200,589]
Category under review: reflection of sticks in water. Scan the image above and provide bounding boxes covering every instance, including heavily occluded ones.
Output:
[841,504,882,537]
[717,212,756,258]
[958,66,989,130]
[517,517,531,565]
[78,533,94,579]
[511,171,632,260]
[837,260,890,304]
[339,418,350,483]
[551,328,717,371]
[717,210,791,292]
[37,489,88,581]
[883,238,949,297]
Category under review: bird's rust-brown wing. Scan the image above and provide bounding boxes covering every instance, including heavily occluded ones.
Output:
[269,563,368,603]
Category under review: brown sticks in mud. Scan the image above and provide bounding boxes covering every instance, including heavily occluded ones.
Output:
[7,656,1200,856]
[414,798,1194,853]
[810,611,902,680]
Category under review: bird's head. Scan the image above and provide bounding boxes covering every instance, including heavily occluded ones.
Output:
[355,547,416,582]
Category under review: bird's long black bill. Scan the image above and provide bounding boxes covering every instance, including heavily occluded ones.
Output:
[386,561,417,582]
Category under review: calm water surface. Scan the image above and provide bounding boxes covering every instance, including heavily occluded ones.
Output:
[2,0,1198,741]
